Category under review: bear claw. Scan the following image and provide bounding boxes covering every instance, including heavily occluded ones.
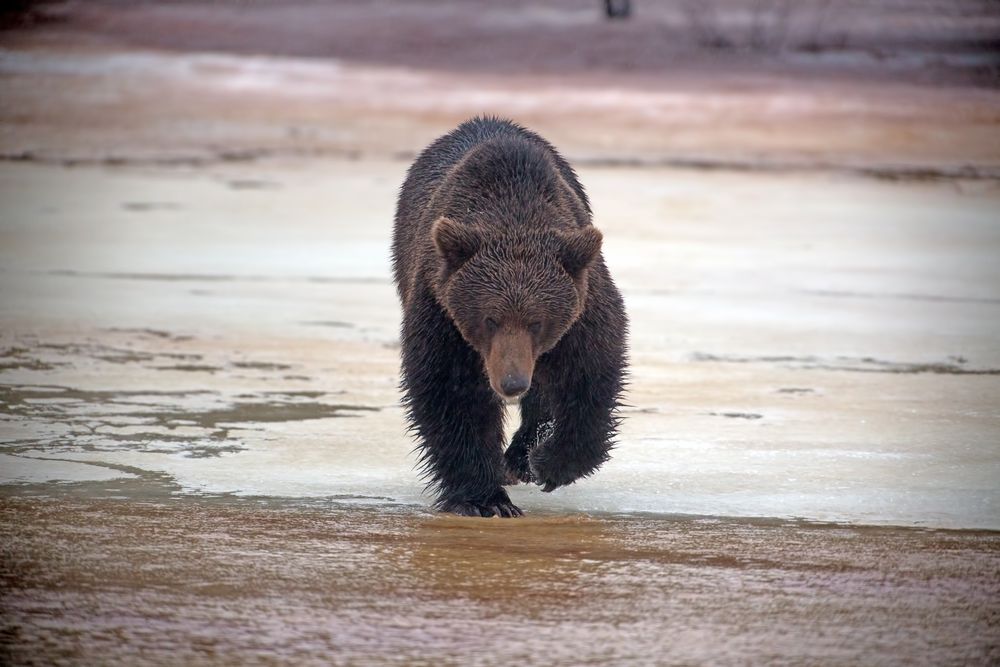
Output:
[529,457,572,493]
[438,490,523,518]
[489,503,524,518]
[503,461,535,486]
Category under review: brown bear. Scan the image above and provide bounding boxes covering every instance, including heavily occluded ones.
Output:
[392,116,628,517]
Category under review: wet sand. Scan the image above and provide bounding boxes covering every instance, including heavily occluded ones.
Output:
[3,490,999,666]
[2,1,1000,664]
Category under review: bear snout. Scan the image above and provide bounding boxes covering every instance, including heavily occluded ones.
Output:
[486,329,535,401]
[500,372,530,398]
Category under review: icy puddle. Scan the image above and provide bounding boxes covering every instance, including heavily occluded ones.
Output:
[2,160,999,529]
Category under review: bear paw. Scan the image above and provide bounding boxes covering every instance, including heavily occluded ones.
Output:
[437,488,524,518]
[504,419,556,485]
[503,443,535,485]
[528,450,577,493]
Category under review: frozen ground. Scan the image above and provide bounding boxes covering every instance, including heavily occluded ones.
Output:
[1,1,999,664]
[1,160,998,528]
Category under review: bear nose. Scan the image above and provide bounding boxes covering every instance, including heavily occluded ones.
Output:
[500,373,530,398]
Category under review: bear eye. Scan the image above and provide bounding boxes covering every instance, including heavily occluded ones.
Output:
[485,317,499,332]
[528,321,542,335]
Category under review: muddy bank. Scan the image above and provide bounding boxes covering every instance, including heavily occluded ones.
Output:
[7,0,998,84]
[2,2,998,172]
[1,491,998,666]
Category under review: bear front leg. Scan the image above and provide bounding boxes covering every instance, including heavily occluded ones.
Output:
[528,295,627,492]
[400,292,522,517]
[504,388,553,485]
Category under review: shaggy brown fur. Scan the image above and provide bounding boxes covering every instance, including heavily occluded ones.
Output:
[392,116,628,517]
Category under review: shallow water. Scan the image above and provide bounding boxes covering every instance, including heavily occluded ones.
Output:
[2,490,998,666]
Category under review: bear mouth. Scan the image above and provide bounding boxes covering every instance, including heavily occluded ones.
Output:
[490,379,529,404]
[488,370,531,404]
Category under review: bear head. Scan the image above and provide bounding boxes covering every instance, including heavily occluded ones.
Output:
[432,216,602,402]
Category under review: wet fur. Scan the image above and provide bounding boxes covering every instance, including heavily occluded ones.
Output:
[392,116,628,517]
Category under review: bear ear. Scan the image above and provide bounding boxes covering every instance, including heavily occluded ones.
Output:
[432,217,480,273]
[558,226,603,276]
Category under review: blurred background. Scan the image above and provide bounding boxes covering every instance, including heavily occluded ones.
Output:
[2,0,998,169]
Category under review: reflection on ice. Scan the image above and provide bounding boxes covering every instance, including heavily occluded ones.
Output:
[1,159,999,530]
